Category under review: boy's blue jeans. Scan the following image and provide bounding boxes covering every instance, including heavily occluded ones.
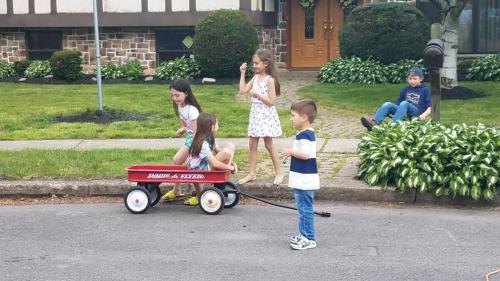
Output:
[293,189,315,241]
[373,101,419,124]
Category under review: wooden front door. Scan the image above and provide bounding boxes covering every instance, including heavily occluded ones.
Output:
[290,0,344,68]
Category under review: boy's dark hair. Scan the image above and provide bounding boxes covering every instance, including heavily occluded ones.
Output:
[291,99,317,123]
[170,79,202,117]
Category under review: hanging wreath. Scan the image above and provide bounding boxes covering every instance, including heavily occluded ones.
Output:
[297,0,316,10]
[297,0,357,10]
[338,0,357,10]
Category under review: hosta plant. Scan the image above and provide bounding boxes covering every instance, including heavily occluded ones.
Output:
[0,61,15,79]
[385,59,423,84]
[24,60,52,78]
[318,56,387,84]
[155,56,201,81]
[467,55,500,81]
[357,120,499,201]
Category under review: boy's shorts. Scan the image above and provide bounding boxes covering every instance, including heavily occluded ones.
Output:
[183,133,193,148]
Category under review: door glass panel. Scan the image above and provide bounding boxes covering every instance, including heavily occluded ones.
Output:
[305,9,314,39]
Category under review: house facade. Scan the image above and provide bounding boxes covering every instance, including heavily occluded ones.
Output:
[416,0,500,56]
[0,0,356,72]
[1,0,496,73]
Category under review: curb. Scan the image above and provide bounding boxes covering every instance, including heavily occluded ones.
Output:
[1,180,498,207]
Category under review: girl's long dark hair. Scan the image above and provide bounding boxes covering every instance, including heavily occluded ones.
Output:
[170,79,202,117]
[190,112,216,156]
[254,49,280,96]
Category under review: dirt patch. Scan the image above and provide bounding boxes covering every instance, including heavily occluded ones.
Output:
[53,107,153,124]
[441,86,488,100]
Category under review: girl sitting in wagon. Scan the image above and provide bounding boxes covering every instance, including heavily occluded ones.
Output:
[184,112,237,205]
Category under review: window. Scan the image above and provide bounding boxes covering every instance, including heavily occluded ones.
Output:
[417,0,500,54]
[304,8,314,39]
[26,31,62,60]
[156,28,195,63]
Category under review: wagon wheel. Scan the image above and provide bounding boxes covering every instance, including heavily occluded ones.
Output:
[124,186,151,214]
[199,187,225,215]
[219,182,240,209]
[143,183,161,207]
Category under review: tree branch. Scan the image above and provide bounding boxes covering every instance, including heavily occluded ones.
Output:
[451,0,469,18]
[429,0,449,11]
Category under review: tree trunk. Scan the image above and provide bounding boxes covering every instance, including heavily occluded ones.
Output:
[430,0,469,88]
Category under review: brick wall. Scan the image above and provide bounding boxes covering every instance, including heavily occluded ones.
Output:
[0,28,27,63]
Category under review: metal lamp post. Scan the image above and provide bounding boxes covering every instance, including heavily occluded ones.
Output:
[93,0,103,113]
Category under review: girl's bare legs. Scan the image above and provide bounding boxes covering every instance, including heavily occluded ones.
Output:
[264,137,283,185]
[171,146,189,194]
[238,137,258,184]
[215,142,236,164]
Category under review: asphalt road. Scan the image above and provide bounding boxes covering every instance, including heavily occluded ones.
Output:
[1,201,499,281]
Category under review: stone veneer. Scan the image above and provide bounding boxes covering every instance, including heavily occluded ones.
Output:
[0,28,27,63]
[257,0,288,68]
[63,27,156,73]
[2,14,287,71]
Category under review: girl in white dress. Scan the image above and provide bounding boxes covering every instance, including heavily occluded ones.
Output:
[238,49,283,185]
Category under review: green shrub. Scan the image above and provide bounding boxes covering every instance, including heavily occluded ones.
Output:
[357,120,499,201]
[156,56,201,81]
[467,55,500,81]
[99,62,124,79]
[13,60,31,76]
[121,59,143,81]
[49,50,83,81]
[339,3,430,64]
[457,57,474,81]
[24,60,52,78]
[385,59,423,84]
[0,61,15,79]
[318,57,387,84]
[193,9,258,78]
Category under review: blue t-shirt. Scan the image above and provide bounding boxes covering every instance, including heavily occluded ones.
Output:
[188,140,211,171]
[396,84,431,115]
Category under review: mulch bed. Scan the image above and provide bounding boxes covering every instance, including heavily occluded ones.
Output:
[53,108,153,124]
[441,86,488,100]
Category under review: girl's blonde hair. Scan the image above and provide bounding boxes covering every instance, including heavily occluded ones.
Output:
[254,49,280,96]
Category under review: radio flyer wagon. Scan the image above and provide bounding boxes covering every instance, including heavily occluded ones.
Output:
[124,164,240,215]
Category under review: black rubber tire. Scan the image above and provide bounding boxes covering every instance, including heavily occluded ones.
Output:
[144,183,161,207]
[221,182,240,208]
[124,186,151,214]
[199,187,225,215]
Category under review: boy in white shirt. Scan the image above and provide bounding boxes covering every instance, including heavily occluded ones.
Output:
[282,100,320,250]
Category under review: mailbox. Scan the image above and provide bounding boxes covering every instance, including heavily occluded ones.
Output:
[423,39,444,69]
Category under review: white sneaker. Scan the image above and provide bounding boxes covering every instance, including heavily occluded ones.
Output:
[290,236,316,250]
[290,234,304,245]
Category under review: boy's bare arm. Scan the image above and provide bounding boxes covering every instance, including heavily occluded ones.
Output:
[419,107,431,119]
[282,148,309,160]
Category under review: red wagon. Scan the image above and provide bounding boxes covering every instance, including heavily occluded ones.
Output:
[124,164,239,215]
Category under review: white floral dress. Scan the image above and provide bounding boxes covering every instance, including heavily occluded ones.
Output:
[248,75,282,137]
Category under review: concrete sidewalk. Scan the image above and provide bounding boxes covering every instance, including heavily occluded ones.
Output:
[1,138,498,206]
[0,138,360,153]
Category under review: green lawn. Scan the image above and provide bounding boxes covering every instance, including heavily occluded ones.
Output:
[0,149,248,179]
[298,81,500,127]
[0,83,293,140]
